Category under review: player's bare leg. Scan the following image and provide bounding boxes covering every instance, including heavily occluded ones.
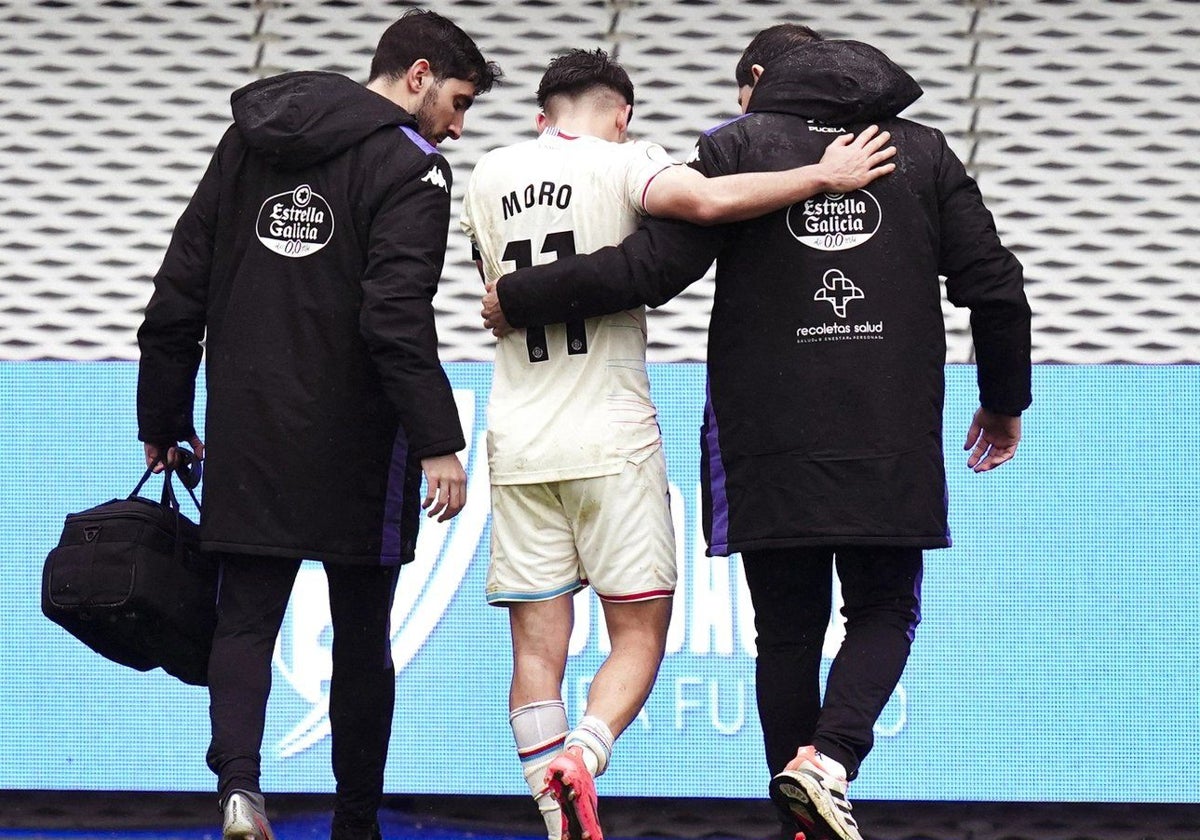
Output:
[510,594,573,708]
[586,597,672,740]
[509,595,574,840]
[545,596,673,840]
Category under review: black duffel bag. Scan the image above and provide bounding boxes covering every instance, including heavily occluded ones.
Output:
[41,460,216,686]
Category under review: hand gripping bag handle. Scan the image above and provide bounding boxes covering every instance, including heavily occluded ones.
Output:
[129,457,202,566]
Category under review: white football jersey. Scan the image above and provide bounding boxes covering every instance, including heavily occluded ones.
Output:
[461,128,675,484]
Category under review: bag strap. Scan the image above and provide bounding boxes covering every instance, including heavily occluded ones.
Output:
[130,464,156,499]
[176,471,202,511]
[128,457,204,567]
[130,456,202,512]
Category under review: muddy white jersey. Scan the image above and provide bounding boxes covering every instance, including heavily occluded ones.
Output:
[461,128,675,484]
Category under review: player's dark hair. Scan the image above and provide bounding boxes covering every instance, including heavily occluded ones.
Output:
[369,9,501,94]
[735,23,823,88]
[536,48,635,120]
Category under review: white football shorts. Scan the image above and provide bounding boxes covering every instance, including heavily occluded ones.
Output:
[486,449,677,605]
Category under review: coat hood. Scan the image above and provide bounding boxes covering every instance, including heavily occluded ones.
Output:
[747,39,923,124]
[231,71,418,170]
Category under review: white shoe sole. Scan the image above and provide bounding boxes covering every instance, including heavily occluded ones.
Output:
[223,794,274,840]
[770,769,863,840]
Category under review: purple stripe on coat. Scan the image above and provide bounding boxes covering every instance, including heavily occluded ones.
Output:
[400,125,438,156]
[704,379,731,553]
[703,113,750,136]
[379,426,410,564]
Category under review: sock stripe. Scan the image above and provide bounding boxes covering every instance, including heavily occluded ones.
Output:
[566,715,615,776]
[518,734,567,763]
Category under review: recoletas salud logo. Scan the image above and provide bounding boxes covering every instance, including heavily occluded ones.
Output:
[256,184,335,258]
[787,189,881,251]
[814,268,864,317]
[271,389,489,758]
[797,269,884,343]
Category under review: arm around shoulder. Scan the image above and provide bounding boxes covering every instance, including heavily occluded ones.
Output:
[642,126,897,225]
[496,217,721,327]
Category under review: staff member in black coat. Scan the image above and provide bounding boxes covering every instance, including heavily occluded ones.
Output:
[482,25,1030,840]
[136,11,499,840]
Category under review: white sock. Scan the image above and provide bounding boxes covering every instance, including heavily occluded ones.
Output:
[535,802,562,840]
[565,714,614,777]
[510,701,568,840]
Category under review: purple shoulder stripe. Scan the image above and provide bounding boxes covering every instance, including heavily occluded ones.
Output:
[400,125,437,155]
[702,113,751,136]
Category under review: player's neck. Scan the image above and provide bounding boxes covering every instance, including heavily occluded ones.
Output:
[543,113,622,143]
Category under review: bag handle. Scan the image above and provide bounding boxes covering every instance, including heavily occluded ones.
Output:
[130,455,203,568]
[130,456,202,512]
[130,463,156,499]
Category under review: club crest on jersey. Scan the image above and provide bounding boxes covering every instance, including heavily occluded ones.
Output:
[256,184,334,258]
[271,390,489,758]
[787,189,881,252]
[421,164,449,192]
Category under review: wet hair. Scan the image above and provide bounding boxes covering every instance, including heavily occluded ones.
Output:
[369,9,501,94]
[536,48,635,121]
[735,23,823,88]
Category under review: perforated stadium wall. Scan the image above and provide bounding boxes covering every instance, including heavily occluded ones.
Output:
[2,0,1196,363]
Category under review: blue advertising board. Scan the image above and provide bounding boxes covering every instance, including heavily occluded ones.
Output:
[1,362,1197,801]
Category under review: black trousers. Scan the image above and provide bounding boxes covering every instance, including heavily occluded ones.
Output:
[205,552,400,828]
[742,546,922,782]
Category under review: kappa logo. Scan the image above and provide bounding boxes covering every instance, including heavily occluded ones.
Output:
[271,389,489,758]
[421,165,449,193]
[814,268,864,317]
[255,184,335,258]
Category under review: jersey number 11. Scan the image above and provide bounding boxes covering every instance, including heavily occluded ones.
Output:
[502,231,588,364]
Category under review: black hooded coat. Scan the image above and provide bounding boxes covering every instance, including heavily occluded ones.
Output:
[137,71,465,565]
[496,40,1032,555]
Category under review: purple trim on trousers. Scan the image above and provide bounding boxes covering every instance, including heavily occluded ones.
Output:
[704,380,731,553]
[379,426,409,564]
